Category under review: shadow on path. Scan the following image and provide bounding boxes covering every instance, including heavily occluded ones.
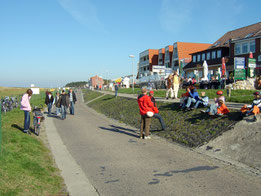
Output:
[99,125,139,138]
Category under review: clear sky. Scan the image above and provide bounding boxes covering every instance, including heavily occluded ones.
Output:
[0,0,260,87]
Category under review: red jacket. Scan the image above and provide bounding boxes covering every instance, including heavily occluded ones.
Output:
[149,96,159,114]
[137,94,155,115]
[217,104,230,115]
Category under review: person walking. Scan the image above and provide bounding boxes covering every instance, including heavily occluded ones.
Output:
[59,90,69,120]
[68,89,77,115]
[114,83,119,97]
[172,71,180,99]
[137,87,155,139]
[149,91,166,130]
[45,92,54,115]
[53,91,61,115]
[165,74,173,99]
[20,89,33,133]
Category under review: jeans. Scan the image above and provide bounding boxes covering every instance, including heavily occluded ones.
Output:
[115,90,118,97]
[70,101,74,115]
[47,103,52,114]
[61,105,67,119]
[153,113,166,130]
[24,111,30,131]
[185,97,197,108]
[194,100,208,108]
[140,115,152,137]
[56,107,61,115]
[206,104,218,115]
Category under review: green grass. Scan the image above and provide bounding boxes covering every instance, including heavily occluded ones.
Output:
[84,90,241,147]
[0,91,67,196]
[114,88,257,104]
[82,89,104,102]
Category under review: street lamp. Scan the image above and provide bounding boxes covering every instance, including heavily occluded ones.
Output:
[129,55,135,93]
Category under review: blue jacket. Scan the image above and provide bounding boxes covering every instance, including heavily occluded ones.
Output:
[189,90,200,101]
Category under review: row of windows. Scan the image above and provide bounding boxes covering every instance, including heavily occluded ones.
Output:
[235,41,255,55]
[193,50,222,62]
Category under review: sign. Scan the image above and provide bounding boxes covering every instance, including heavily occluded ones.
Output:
[31,88,40,95]
[234,57,245,69]
[152,65,165,75]
[248,58,256,68]
[234,69,246,80]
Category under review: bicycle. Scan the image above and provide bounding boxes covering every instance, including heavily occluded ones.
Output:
[32,105,44,136]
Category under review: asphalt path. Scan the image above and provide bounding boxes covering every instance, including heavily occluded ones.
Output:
[50,90,261,196]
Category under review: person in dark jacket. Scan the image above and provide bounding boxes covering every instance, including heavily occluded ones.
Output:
[149,91,166,130]
[114,83,119,97]
[68,89,77,115]
[58,90,70,120]
[137,87,155,139]
[45,92,54,115]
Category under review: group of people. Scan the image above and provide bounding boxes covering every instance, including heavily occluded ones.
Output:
[165,71,180,100]
[137,83,261,139]
[45,89,77,120]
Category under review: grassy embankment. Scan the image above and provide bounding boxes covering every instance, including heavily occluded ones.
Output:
[83,90,241,147]
[115,88,256,104]
[82,89,104,102]
[0,87,67,196]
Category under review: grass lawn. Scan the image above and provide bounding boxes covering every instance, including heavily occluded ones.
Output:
[115,88,257,104]
[83,90,241,147]
[0,91,67,196]
[82,89,104,102]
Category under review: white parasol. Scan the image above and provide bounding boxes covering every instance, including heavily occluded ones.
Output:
[202,60,209,81]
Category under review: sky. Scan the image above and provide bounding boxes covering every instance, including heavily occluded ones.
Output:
[0,0,260,87]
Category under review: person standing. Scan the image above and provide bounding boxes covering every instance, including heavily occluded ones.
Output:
[172,71,180,99]
[114,83,119,97]
[165,74,173,99]
[149,91,166,130]
[59,90,69,120]
[53,91,61,115]
[20,89,33,133]
[45,92,54,115]
[137,87,155,139]
[68,89,77,115]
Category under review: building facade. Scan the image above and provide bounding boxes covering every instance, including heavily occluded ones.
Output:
[138,49,159,78]
[90,75,104,88]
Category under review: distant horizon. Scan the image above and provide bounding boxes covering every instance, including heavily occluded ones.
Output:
[1,0,260,87]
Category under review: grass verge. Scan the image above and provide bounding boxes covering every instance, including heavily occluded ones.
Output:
[0,91,67,196]
[82,89,104,102]
[84,90,241,147]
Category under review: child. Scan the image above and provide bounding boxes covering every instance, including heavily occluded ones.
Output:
[193,91,209,109]
[240,92,261,122]
[214,90,225,106]
[202,99,229,116]
[149,91,166,130]
[179,87,190,108]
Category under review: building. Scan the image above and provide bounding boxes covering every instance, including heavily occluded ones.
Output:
[138,49,159,78]
[164,45,173,68]
[184,22,261,78]
[172,42,212,72]
[158,48,165,66]
[89,75,104,88]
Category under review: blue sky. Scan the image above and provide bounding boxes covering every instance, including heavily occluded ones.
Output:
[0,0,260,87]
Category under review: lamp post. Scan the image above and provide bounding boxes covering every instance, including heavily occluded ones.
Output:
[129,55,135,93]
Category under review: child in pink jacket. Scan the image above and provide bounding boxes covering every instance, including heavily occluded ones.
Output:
[20,89,33,133]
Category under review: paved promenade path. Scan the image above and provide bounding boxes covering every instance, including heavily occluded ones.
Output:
[49,90,261,196]
[96,90,244,110]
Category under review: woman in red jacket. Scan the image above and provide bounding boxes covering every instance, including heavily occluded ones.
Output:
[137,87,155,139]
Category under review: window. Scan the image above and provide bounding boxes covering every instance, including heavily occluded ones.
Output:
[193,55,196,62]
[202,53,205,61]
[197,54,201,62]
[207,52,210,60]
[212,51,216,59]
[242,43,248,53]
[217,50,221,58]
[235,43,241,55]
[250,41,255,53]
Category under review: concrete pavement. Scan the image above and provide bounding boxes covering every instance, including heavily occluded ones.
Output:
[46,90,261,196]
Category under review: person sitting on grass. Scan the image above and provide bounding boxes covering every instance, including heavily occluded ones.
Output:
[148,91,166,131]
[240,91,261,122]
[202,99,229,117]
[214,90,225,106]
[179,87,190,108]
[183,86,200,111]
[193,91,209,109]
